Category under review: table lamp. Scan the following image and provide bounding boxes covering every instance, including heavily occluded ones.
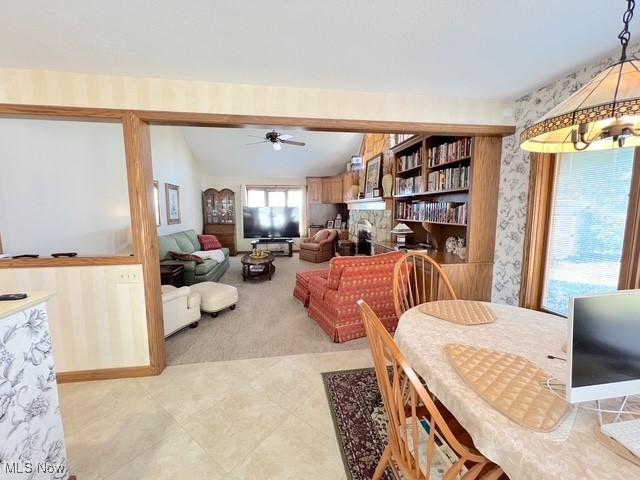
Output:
[391,223,413,248]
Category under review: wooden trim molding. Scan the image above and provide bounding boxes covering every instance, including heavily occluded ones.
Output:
[619,148,640,290]
[519,153,556,310]
[122,112,166,375]
[0,255,139,269]
[0,103,516,136]
[56,365,153,383]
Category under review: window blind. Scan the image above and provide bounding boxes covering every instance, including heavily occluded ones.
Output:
[542,148,634,316]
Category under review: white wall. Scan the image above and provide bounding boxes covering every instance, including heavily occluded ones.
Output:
[201,175,306,252]
[151,126,203,236]
[0,119,131,256]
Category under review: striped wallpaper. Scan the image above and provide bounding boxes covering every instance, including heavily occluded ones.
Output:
[0,265,149,373]
[0,68,514,125]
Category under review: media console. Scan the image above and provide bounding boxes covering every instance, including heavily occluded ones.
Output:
[250,238,294,257]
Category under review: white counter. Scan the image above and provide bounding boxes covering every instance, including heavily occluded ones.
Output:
[0,290,55,319]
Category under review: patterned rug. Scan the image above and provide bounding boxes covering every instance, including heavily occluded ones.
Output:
[322,368,392,480]
[323,368,453,480]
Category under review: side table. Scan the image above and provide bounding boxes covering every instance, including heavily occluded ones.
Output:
[160,264,185,287]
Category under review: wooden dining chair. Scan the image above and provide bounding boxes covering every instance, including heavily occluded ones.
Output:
[393,252,458,318]
[358,299,504,480]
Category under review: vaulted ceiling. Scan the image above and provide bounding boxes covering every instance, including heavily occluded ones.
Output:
[1,1,633,99]
[181,127,363,178]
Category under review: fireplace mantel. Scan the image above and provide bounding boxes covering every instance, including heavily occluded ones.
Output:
[346,197,387,211]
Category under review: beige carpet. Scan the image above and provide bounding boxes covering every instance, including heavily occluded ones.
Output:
[166,255,368,365]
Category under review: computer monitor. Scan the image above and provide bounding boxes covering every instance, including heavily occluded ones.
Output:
[567,290,640,403]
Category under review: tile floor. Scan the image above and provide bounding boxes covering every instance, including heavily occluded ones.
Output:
[58,349,374,480]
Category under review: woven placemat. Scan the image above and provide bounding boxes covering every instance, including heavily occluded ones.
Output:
[419,300,496,325]
[444,343,570,432]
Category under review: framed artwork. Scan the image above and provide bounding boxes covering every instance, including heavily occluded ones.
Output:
[373,187,380,197]
[365,154,383,198]
[327,220,334,228]
[153,181,161,226]
[165,183,181,225]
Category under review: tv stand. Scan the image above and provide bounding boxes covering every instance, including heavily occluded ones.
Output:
[250,238,294,257]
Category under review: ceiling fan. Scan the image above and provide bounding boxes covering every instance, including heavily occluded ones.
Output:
[246,130,306,151]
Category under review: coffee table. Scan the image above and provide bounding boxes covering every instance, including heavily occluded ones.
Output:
[241,252,276,281]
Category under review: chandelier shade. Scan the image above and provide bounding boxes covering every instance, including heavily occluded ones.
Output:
[520,0,640,153]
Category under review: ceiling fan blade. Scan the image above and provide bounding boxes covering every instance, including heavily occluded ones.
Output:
[246,140,268,145]
[279,134,293,140]
[247,134,266,139]
[280,139,306,147]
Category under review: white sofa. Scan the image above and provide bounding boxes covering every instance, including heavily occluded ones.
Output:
[162,285,201,337]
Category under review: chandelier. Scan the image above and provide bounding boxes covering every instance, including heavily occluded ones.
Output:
[521,1,640,152]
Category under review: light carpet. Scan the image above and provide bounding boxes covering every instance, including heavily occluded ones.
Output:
[166,255,368,365]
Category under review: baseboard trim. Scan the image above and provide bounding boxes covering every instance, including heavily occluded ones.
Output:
[56,365,154,383]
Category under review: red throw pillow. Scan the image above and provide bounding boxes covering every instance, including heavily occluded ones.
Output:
[198,234,222,250]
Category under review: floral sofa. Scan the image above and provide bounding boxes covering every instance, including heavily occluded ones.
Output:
[304,251,405,342]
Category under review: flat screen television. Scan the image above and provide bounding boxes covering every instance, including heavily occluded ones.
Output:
[243,207,301,238]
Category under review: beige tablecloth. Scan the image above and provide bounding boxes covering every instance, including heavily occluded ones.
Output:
[394,302,639,480]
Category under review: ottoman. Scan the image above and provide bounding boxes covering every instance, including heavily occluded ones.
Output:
[293,269,328,307]
[190,281,238,317]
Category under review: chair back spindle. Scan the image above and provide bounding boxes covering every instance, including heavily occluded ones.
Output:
[393,252,458,318]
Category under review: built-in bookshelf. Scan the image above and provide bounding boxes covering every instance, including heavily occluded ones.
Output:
[389,134,503,266]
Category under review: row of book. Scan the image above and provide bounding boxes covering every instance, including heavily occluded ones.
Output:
[428,138,473,167]
[397,148,423,172]
[427,165,470,192]
[392,133,415,146]
[396,201,468,225]
[396,175,425,196]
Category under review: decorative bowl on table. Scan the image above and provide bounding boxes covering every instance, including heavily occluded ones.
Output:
[250,249,269,259]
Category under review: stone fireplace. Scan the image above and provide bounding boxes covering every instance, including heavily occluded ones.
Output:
[348,206,392,253]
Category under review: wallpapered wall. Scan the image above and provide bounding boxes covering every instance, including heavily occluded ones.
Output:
[491,44,640,305]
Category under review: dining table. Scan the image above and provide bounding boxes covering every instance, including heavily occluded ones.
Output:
[394,302,640,480]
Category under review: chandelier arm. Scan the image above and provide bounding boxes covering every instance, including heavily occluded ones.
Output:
[619,0,635,61]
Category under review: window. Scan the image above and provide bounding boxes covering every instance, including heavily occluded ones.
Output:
[541,148,634,316]
[246,186,303,208]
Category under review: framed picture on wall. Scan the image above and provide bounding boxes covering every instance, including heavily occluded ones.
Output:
[364,154,383,198]
[153,180,161,226]
[165,183,181,225]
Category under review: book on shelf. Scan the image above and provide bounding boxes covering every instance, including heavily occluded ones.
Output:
[395,175,424,196]
[428,138,473,167]
[426,165,470,192]
[393,133,415,146]
[396,200,467,224]
[397,148,423,171]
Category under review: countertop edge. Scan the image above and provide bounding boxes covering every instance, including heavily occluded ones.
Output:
[0,291,56,320]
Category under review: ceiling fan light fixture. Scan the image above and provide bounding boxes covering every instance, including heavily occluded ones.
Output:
[272,141,282,151]
[521,0,640,153]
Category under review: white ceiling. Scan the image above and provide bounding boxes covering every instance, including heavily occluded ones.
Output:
[181,127,363,178]
[1,1,634,99]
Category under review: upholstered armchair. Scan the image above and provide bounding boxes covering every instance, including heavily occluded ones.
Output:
[307,251,406,342]
[161,284,201,337]
[299,229,338,263]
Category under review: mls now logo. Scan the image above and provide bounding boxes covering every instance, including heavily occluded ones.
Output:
[4,461,67,475]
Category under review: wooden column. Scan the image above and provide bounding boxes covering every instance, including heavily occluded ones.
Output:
[519,153,556,310]
[122,112,165,375]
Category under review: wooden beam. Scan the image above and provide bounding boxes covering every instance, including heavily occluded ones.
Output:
[122,111,165,375]
[0,103,515,136]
